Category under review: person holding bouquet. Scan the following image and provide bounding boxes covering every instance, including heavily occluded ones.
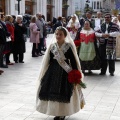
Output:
[36,26,85,120]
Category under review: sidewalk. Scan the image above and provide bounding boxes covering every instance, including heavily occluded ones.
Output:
[0,34,120,120]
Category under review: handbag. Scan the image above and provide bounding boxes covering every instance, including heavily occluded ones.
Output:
[23,34,27,42]
[6,37,11,42]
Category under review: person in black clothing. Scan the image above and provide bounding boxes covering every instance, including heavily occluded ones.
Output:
[79,11,95,29]
[0,14,11,68]
[52,17,57,33]
[0,18,6,74]
[13,15,27,63]
[53,16,63,33]
[0,13,10,74]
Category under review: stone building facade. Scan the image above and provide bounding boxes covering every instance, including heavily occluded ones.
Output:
[0,0,75,21]
[0,0,116,21]
[75,0,115,15]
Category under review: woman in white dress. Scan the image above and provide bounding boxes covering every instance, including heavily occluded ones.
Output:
[67,14,80,40]
[36,27,85,120]
[112,17,120,58]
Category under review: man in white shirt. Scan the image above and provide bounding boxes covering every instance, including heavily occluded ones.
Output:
[94,12,104,31]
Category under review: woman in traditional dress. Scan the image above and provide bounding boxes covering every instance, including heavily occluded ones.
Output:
[36,26,85,120]
[74,20,101,74]
[66,14,80,40]
[112,17,120,58]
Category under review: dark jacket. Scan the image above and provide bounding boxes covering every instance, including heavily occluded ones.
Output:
[13,23,27,53]
[0,21,10,44]
[53,20,62,32]
[79,17,95,29]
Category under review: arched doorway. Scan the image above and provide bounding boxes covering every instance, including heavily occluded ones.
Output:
[47,0,53,21]
[25,1,33,15]
[0,0,5,13]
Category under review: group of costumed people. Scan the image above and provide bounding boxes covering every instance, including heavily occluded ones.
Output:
[66,14,101,74]
[35,13,120,120]
[66,13,120,75]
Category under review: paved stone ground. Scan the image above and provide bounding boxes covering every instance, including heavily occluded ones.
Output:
[0,34,120,120]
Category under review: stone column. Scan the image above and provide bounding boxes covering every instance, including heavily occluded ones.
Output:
[52,0,55,18]
[20,0,25,15]
[33,0,37,15]
[54,0,62,18]
[9,0,25,15]
[37,0,47,20]
[68,0,75,16]
[5,0,10,15]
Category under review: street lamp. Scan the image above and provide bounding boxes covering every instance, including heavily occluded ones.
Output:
[17,0,22,14]
[85,0,90,12]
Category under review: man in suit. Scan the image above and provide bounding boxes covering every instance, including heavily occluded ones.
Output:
[79,11,95,29]
[95,13,119,76]
[36,13,45,56]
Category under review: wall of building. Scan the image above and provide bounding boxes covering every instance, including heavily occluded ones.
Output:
[2,0,116,21]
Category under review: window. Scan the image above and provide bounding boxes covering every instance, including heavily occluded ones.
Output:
[25,6,30,11]
[94,1,96,9]
[100,1,101,9]
[97,1,99,9]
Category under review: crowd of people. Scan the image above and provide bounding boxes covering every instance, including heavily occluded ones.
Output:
[68,11,120,76]
[36,11,120,120]
[50,11,120,76]
[0,14,27,75]
[0,12,48,75]
[0,11,120,75]
[0,10,120,120]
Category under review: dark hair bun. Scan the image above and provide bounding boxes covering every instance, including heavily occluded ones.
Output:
[56,26,67,37]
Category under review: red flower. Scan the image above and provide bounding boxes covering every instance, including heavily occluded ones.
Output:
[68,69,82,84]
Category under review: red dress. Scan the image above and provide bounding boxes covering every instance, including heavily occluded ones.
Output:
[6,23,14,41]
[3,23,14,54]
